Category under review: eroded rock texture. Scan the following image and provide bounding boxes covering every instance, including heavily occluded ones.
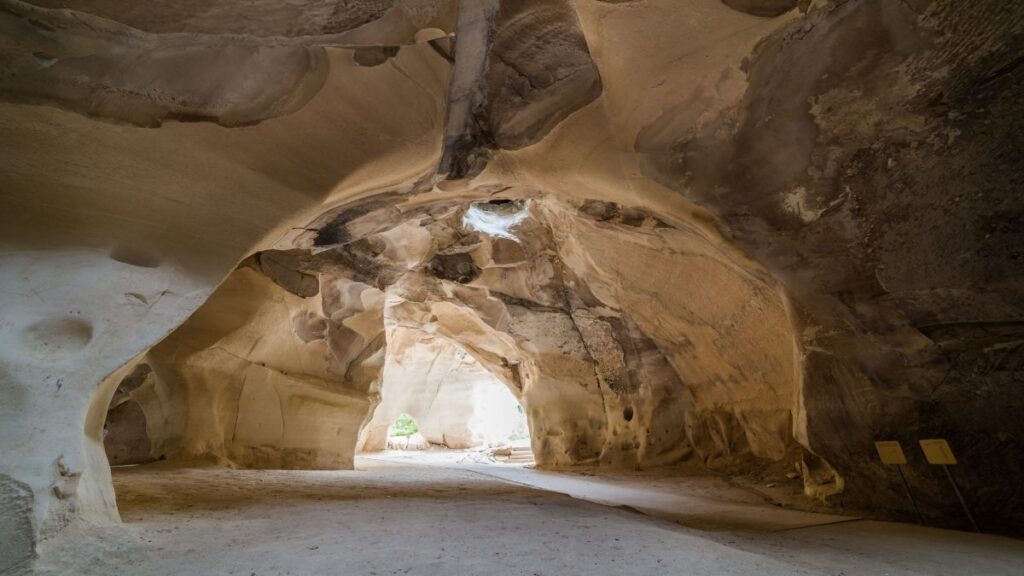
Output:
[641,0,1024,530]
[0,0,455,126]
[0,1,451,560]
[115,196,799,475]
[1,0,1022,565]
[437,0,601,178]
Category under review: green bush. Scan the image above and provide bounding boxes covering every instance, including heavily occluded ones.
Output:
[389,413,419,437]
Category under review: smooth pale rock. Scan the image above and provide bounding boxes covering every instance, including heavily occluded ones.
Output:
[144,267,374,469]
[360,329,524,451]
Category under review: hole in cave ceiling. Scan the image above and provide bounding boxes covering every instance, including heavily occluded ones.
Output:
[462,199,529,242]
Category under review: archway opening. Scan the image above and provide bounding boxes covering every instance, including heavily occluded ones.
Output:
[360,335,533,465]
[95,191,802,479]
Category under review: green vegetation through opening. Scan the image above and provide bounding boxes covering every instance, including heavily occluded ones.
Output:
[389,413,419,437]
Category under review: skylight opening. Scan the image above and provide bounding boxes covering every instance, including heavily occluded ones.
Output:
[463,199,529,242]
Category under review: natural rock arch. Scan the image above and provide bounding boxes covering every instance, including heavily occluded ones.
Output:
[96,192,810,479]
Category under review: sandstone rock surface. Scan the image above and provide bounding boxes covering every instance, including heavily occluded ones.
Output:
[1,0,1022,567]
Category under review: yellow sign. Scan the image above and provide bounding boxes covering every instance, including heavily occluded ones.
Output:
[875,441,908,465]
[920,439,957,465]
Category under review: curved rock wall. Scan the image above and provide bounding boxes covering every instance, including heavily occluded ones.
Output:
[143,267,375,469]
[3,0,1023,566]
[116,196,800,478]
[0,5,450,564]
[633,0,1024,528]
[543,200,799,467]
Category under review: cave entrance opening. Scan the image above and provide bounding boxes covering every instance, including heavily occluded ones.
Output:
[358,336,534,465]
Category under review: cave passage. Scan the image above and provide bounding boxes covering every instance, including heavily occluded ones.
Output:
[365,361,530,457]
[39,185,1024,574]
[3,0,1023,573]
[93,192,807,476]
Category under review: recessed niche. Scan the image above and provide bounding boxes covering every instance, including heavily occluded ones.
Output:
[22,317,93,359]
[110,245,161,268]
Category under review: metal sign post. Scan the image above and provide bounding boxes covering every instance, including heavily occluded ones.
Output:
[919,439,980,533]
[874,441,923,524]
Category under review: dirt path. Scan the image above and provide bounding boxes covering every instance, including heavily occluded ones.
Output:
[33,459,1024,575]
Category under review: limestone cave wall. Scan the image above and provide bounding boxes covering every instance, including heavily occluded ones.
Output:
[105,196,801,479]
[2,0,1023,569]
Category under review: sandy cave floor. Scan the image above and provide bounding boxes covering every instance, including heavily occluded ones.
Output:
[34,457,1024,576]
